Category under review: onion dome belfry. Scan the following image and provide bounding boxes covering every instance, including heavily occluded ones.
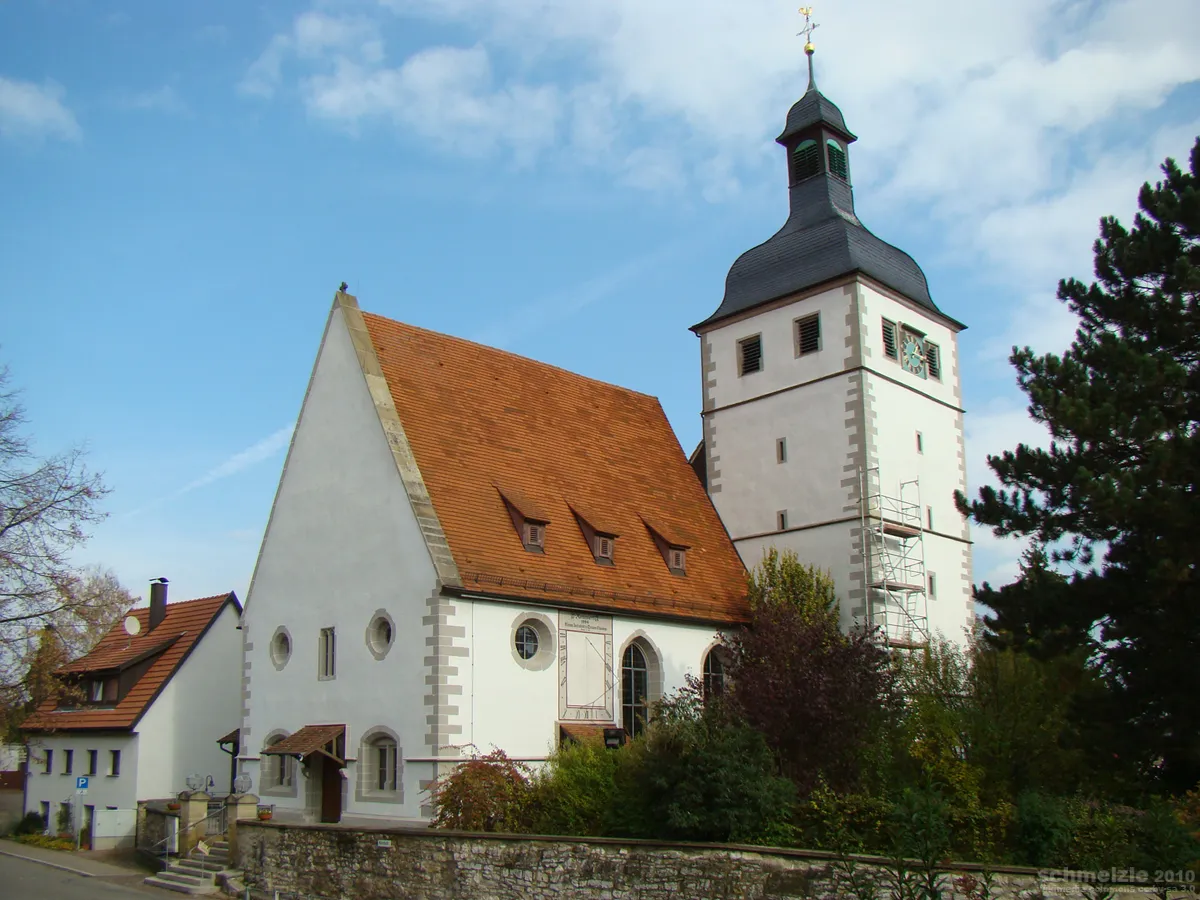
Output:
[693,21,940,331]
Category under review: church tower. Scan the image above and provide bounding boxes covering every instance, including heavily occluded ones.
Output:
[691,23,973,645]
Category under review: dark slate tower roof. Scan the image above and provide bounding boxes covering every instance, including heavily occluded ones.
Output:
[693,67,941,331]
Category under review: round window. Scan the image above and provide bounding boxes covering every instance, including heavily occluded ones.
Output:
[270,630,291,668]
[369,616,393,654]
[515,624,539,660]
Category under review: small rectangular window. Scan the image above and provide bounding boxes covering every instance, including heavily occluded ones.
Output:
[669,548,686,573]
[109,750,121,777]
[87,750,97,776]
[595,536,614,562]
[776,437,787,464]
[926,341,942,380]
[882,319,898,359]
[89,680,103,702]
[524,521,544,550]
[64,749,73,774]
[41,801,50,826]
[777,510,788,531]
[916,432,924,454]
[320,628,336,679]
[928,572,938,599]
[738,334,762,375]
[926,506,934,531]
[43,749,52,775]
[795,313,821,356]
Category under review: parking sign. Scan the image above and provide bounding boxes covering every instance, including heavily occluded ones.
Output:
[76,776,89,792]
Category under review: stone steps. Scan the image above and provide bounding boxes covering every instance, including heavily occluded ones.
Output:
[144,871,218,895]
[143,840,233,896]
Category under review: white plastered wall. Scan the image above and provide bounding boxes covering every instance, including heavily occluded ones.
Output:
[24,733,139,818]
[135,599,243,798]
[240,303,439,821]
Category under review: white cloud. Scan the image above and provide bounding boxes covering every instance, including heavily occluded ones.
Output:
[0,76,81,141]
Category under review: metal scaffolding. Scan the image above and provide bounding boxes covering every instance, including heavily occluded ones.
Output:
[859,465,930,648]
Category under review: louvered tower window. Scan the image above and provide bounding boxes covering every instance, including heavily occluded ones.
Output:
[738,334,762,375]
[791,139,820,182]
[796,313,821,355]
[882,319,898,359]
[925,342,942,380]
[826,140,849,180]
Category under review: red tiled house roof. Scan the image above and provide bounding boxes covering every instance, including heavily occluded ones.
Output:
[359,307,749,625]
[21,593,239,732]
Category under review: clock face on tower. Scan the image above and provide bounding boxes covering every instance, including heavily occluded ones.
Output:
[901,333,927,378]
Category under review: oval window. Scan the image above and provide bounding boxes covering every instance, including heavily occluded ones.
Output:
[515,624,539,660]
[270,630,291,667]
[368,616,393,655]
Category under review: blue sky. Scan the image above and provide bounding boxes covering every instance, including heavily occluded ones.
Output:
[2,0,1198,607]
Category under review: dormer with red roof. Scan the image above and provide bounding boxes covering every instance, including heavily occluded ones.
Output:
[21,585,243,845]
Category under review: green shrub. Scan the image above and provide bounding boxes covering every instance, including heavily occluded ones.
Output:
[1015,791,1072,866]
[528,739,619,837]
[14,833,75,851]
[13,811,45,836]
[1064,797,1136,869]
[605,679,795,843]
[1132,798,1200,873]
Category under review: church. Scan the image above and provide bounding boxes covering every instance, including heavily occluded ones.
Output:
[237,47,973,824]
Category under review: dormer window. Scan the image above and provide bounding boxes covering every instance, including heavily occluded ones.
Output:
[594,535,615,564]
[524,521,545,551]
[642,516,691,577]
[495,483,551,554]
[89,680,103,702]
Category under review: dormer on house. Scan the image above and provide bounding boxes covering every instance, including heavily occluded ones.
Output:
[21,584,243,849]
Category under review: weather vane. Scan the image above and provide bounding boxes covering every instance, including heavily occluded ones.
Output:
[797,6,820,89]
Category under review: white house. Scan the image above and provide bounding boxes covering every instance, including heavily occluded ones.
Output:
[22,583,243,847]
[690,58,974,646]
[238,293,750,824]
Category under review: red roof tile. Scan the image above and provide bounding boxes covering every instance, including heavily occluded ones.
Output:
[21,593,238,733]
[361,312,749,624]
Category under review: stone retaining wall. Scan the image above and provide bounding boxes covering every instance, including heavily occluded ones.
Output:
[232,821,1189,900]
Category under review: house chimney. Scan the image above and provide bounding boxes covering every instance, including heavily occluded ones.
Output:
[149,577,168,631]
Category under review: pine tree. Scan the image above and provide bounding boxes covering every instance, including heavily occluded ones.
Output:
[957,138,1200,792]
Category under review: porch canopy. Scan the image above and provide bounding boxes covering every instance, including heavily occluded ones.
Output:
[260,724,345,764]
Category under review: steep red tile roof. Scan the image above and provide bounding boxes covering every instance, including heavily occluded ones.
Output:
[362,312,749,624]
[21,593,238,733]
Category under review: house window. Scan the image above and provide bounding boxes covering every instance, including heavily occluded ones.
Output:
[43,749,52,775]
[373,737,398,792]
[87,750,97,776]
[668,547,687,575]
[882,319,898,360]
[270,629,292,669]
[265,735,294,788]
[367,615,393,657]
[795,313,821,356]
[738,334,763,375]
[703,650,726,699]
[523,521,545,551]
[777,510,789,531]
[916,431,924,454]
[594,535,614,564]
[319,627,336,680]
[621,644,650,738]
[63,749,73,775]
[827,140,849,181]
[109,750,120,777]
[515,625,539,660]
[776,437,787,463]
[926,341,942,380]
[89,680,103,702]
[40,801,50,829]
[792,139,820,182]
[928,572,938,599]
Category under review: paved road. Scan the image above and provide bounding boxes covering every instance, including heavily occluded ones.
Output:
[0,851,176,899]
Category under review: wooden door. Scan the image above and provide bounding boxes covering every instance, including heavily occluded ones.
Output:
[320,758,342,823]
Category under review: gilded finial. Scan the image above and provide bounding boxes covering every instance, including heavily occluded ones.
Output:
[797,6,820,91]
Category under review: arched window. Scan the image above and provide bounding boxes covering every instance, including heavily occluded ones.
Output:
[826,140,849,181]
[792,139,820,182]
[263,734,293,789]
[622,643,650,737]
[371,735,398,792]
[702,649,726,699]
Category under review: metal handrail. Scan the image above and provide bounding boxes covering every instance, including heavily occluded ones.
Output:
[144,804,228,872]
